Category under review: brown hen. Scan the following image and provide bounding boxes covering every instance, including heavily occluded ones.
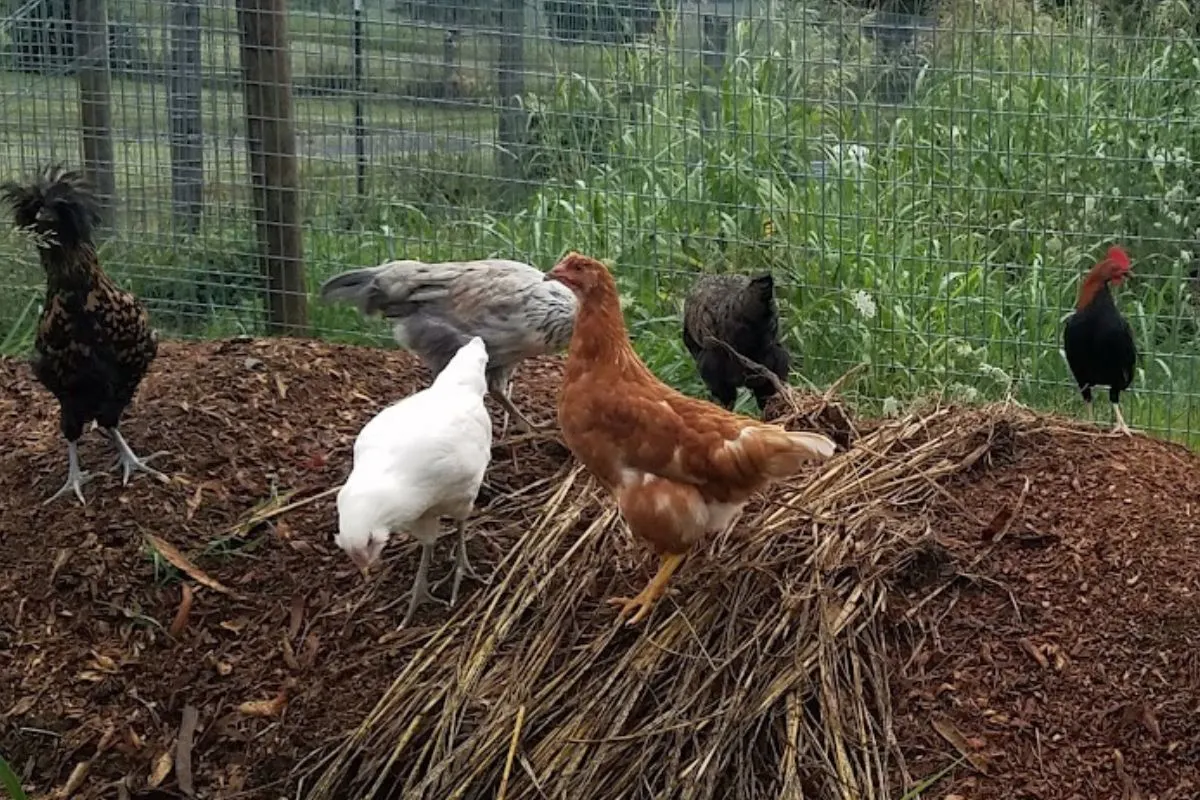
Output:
[546,253,837,625]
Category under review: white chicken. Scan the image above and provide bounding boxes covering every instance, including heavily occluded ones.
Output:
[335,336,494,626]
[319,258,577,434]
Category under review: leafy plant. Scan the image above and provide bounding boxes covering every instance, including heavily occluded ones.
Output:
[0,753,27,800]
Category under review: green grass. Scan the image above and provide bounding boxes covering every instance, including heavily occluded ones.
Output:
[3,0,1200,444]
[0,753,27,800]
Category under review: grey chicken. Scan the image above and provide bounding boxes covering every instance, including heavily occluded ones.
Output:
[320,258,577,432]
[682,273,791,414]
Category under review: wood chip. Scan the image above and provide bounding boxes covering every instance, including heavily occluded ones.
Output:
[238,688,288,718]
[931,715,990,774]
[176,705,200,797]
[1019,637,1050,669]
[148,749,173,787]
[288,594,305,641]
[170,583,195,638]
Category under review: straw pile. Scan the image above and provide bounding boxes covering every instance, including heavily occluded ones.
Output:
[299,399,1020,800]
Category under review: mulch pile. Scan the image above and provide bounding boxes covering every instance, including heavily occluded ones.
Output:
[0,338,1197,799]
[890,419,1200,799]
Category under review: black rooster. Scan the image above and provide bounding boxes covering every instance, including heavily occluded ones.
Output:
[1063,245,1137,436]
[2,166,168,504]
[682,273,791,415]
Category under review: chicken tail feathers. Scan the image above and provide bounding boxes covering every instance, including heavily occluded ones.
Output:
[1,165,100,250]
[319,266,388,314]
[718,426,837,483]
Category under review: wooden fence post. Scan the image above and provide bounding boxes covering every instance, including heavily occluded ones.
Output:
[74,0,116,234]
[169,0,204,234]
[236,0,307,334]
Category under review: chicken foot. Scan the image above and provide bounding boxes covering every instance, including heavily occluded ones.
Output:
[399,541,447,628]
[491,387,547,436]
[44,440,94,506]
[608,552,687,626]
[1112,403,1132,437]
[104,427,171,486]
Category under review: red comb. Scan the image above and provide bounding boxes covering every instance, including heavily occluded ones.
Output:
[1105,245,1131,269]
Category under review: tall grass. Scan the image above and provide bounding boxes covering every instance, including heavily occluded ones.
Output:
[2,0,1199,440]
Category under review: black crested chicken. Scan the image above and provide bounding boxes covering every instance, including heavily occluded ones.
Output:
[1063,244,1137,436]
[2,165,168,504]
[682,272,791,415]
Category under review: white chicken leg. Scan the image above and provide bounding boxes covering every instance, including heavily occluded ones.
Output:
[400,541,446,628]
[105,427,170,486]
[434,519,486,607]
[44,440,94,506]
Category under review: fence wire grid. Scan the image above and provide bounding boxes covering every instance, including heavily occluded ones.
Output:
[1,0,1198,440]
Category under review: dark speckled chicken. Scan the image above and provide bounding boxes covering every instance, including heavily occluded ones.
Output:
[682,273,791,415]
[319,258,577,432]
[2,165,168,505]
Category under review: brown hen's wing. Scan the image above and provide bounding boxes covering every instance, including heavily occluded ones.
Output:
[561,377,834,500]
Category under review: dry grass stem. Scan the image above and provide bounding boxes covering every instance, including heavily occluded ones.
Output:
[301,403,1035,800]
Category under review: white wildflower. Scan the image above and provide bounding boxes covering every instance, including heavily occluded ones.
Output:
[1149,146,1166,170]
[1165,182,1188,204]
[1171,147,1190,165]
[881,396,900,417]
[978,363,1011,384]
[1181,249,1193,264]
[954,341,975,359]
[381,224,393,238]
[1084,195,1097,215]
[850,289,877,320]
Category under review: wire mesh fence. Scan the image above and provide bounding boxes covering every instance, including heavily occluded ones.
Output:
[1,0,1198,439]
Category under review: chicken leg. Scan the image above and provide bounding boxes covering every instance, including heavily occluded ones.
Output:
[437,519,486,607]
[105,427,171,486]
[491,387,546,435]
[44,440,94,506]
[1112,403,1132,436]
[608,552,687,626]
[400,541,445,628]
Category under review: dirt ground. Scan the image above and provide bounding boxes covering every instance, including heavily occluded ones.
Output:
[2,338,1198,798]
[0,338,572,799]
[890,423,1200,799]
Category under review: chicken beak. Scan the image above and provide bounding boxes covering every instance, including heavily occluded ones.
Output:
[347,548,375,578]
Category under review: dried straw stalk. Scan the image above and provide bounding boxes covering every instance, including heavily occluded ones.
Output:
[299,402,1027,800]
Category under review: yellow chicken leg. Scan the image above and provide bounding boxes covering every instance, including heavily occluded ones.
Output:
[607,552,687,626]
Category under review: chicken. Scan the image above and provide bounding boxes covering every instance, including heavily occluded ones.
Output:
[335,336,493,627]
[319,258,576,434]
[683,272,791,414]
[1063,245,1137,436]
[546,253,837,625]
[1,165,168,505]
